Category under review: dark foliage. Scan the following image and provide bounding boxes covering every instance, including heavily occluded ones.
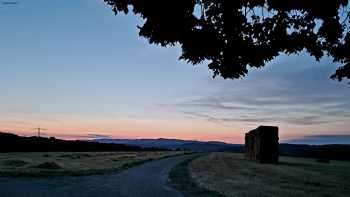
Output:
[104,0,350,81]
[226,143,350,161]
[279,144,350,161]
[0,132,163,152]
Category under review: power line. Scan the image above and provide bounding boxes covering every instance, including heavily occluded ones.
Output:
[33,127,47,137]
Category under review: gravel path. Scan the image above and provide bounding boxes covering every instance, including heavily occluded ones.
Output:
[0,154,195,197]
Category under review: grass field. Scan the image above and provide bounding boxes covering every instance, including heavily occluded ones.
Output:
[0,151,184,177]
[173,152,350,197]
[169,154,224,197]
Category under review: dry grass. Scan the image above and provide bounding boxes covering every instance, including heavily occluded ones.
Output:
[189,152,350,197]
[0,151,184,177]
[169,154,224,197]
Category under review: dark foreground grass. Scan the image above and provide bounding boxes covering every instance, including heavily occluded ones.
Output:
[188,152,350,197]
[169,155,224,197]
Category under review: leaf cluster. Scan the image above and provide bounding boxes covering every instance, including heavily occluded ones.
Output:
[104,0,350,81]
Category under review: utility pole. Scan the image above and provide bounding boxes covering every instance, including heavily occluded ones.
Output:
[33,127,46,137]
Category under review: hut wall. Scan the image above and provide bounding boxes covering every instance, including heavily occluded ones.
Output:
[245,126,279,164]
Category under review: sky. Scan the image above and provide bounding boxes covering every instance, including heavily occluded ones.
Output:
[0,0,350,144]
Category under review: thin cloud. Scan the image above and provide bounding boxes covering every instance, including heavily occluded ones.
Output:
[181,110,220,123]
[172,59,350,126]
[35,132,113,140]
[85,134,113,139]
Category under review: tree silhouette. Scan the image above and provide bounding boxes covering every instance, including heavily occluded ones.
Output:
[104,0,350,81]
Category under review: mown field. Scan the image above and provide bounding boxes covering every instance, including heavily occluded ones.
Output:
[0,151,184,177]
[171,152,350,197]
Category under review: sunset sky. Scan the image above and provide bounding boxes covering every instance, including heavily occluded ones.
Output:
[1,0,350,144]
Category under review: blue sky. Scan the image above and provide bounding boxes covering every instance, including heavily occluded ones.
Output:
[0,0,350,144]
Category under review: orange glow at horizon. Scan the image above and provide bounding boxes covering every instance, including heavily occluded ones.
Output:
[2,115,348,144]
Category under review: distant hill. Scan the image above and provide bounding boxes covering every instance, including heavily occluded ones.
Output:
[0,132,162,152]
[96,138,350,161]
[94,138,242,152]
[2,132,349,161]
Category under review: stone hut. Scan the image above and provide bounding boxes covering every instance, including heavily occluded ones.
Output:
[245,126,279,164]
